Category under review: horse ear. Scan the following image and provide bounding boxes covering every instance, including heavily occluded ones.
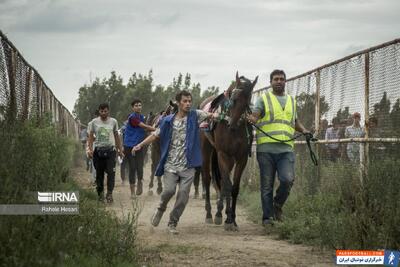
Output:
[252,76,259,89]
[169,100,174,106]
[236,71,240,84]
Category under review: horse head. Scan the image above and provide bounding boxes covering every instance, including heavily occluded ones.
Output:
[227,71,258,130]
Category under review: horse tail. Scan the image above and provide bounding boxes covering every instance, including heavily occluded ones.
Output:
[211,150,221,191]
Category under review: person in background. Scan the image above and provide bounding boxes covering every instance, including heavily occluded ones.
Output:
[325,118,340,162]
[345,112,365,162]
[124,99,156,198]
[87,103,124,203]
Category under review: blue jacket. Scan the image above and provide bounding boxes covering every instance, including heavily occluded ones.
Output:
[124,113,145,147]
[155,110,202,176]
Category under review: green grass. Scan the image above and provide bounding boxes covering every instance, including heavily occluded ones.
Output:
[0,119,141,267]
[240,150,400,250]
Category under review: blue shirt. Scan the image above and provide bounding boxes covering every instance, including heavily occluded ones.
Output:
[155,110,202,176]
[124,113,145,147]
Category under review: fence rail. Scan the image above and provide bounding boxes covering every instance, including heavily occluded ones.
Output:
[0,30,79,138]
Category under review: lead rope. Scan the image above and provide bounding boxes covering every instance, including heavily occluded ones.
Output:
[246,107,319,166]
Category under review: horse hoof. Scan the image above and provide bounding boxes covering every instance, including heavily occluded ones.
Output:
[205,217,213,224]
[214,216,223,225]
[147,190,153,196]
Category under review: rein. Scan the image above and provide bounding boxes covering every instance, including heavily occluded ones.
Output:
[249,121,319,166]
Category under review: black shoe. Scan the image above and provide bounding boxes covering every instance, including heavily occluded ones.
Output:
[98,193,105,203]
[136,179,143,196]
[106,193,113,203]
[273,203,283,221]
[262,218,274,226]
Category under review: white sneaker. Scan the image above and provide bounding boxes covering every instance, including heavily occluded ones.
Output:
[167,224,179,235]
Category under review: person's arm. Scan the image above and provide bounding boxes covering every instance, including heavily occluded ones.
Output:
[246,111,261,124]
[196,110,219,123]
[87,130,95,158]
[113,131,124,157]
[132,133,159,152]
[295,119,310,134]
[138,121,156,132]
[246,96,264,124]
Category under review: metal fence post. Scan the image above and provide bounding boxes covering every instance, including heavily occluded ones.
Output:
[315,70,321,186]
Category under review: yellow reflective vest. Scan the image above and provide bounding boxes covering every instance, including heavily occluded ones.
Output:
[256,91,296,148]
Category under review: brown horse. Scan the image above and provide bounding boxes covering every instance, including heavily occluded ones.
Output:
[200,72,257,231]
[147,101,177,195]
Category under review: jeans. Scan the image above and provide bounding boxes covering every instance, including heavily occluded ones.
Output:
[157,168,195,226]
[256,152,295,221]
[93,148,116,195]
[124,146,145,185]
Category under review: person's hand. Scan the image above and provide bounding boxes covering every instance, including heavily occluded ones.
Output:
[246,114,256,124]
[209,112,219,120]
[303,130,315,141]
[132,144,143,153]
[87,149,94,159]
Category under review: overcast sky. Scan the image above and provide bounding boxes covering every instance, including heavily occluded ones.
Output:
[1,0,399,111]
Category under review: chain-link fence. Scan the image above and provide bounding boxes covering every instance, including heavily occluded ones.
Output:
[246,38,400,188]
[244,39,400,248]
[0,30,79,138]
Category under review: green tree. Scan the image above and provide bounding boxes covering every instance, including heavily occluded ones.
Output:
[390,98,400,136]
[296,92,329,130]
[371,92,391,135]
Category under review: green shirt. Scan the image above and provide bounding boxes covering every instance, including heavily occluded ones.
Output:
[88,117,119,148]
[252,93,297,154]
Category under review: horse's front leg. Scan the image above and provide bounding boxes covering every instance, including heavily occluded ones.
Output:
[217,151,235,231]
[231,155,248,231]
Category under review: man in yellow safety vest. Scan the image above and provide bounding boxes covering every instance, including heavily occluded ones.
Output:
[247,69,311,226]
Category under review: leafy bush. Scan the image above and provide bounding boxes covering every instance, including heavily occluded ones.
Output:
[241,147,400,250]
[0,120,139,267]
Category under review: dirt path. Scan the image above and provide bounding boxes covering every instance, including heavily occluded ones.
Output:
[76,163,335,267]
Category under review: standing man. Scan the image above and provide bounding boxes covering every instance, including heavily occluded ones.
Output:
[133,90,217,234]
[345,112,365,162]
[124,99,156,197]
[325,118,340,161]
[247,70,311,226]
[87,103,123,203]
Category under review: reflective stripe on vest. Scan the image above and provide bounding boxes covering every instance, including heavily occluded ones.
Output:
[256,91,296,147]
